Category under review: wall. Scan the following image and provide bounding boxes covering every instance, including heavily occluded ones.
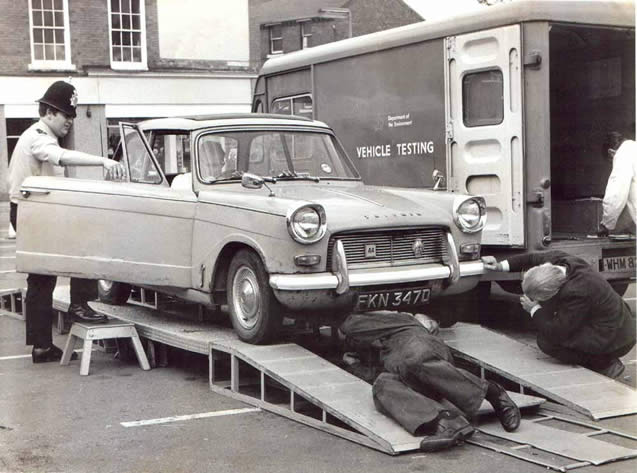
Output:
[156,0,249,63]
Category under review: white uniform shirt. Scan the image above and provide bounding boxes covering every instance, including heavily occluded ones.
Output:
[601,140,637,230]
[7,120,65,204]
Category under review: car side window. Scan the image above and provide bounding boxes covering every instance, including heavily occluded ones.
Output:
[149,133,190,185]
[122,126,162,184]
[197,134,239,181]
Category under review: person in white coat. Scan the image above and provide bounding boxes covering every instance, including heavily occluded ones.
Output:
[599,131,637,236]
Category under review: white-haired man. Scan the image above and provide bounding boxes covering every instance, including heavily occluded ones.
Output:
[483,251,636,378]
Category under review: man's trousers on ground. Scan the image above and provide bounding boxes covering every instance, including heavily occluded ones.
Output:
[372,331,488,435]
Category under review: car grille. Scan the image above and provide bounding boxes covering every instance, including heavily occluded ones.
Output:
[327,227,448,270]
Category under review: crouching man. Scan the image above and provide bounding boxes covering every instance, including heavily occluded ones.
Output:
[338,311,520,453]
[483,250,636,378]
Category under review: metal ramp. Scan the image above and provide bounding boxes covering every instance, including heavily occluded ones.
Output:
[51,286,543,454]
[440,323,637,420]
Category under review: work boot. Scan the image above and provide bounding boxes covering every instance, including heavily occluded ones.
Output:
[597,358,625,379]
[32,344,77,363]
[419,411,475,453]
[68,303,108,324]
[486,381,521,432]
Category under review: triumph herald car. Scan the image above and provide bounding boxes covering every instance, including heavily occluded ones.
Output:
[16,114,486,344]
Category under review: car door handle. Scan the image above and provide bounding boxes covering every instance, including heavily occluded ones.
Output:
[20,189,50,198]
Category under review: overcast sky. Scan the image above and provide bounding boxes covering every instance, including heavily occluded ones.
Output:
[402,0,488,20]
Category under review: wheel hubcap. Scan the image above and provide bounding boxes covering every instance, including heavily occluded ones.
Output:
[232,266,261,330]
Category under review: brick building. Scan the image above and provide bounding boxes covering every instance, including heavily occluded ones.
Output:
[0,0,424,199]
[249,0,423,71]
[0,0,255,199]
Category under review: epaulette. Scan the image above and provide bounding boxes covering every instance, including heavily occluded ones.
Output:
[36,129,47,135]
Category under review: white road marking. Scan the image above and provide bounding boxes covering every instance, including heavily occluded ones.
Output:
[0,349,84,361]
[121,407,261,427]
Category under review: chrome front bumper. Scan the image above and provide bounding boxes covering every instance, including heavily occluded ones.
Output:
[269,232,484,291]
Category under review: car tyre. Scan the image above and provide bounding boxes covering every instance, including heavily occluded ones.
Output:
[227,250,282,344]
[98,280,132,305]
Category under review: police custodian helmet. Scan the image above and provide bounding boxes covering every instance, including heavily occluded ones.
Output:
[37,80,78,118]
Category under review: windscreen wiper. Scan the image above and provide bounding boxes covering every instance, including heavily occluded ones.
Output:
[275,171,320,182]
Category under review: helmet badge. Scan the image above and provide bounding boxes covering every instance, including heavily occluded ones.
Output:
[70,89,78,108]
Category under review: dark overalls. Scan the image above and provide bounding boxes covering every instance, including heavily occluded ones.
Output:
[340,312,488,435]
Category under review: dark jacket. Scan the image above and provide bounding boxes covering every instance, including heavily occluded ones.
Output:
[507,250,636,354]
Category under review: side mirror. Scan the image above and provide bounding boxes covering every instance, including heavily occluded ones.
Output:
[241,173,264,190]
[432,169,445,191]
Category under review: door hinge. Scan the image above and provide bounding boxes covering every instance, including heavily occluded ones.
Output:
[445,121,454,142]
[445,36,456,58]
[523,51,542,69]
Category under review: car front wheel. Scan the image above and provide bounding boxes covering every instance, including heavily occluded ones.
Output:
[227,250,282,344]
[98,280,132,305]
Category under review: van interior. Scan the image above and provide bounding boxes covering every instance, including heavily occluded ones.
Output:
[549,23,635,237]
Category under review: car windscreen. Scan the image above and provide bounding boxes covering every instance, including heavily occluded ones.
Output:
[196,130,359,182]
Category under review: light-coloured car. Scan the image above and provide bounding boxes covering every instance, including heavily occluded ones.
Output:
[17,114,486,343]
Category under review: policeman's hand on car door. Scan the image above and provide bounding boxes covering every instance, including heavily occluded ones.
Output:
[103,158,125,181]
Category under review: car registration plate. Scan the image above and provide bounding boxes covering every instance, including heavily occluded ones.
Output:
[356,287,431,311]
[601,255,636,273]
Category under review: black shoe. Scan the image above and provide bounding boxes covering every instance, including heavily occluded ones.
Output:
[419,411,475,453]
[68,303,108,324]
[32,344,78,363]
[486,382,521,432]
[597,358,625,379]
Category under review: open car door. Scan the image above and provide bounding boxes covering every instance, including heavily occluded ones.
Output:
[445,25,525,246]
[17,124,197,289]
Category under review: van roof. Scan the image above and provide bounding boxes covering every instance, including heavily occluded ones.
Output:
[260,0,635,75]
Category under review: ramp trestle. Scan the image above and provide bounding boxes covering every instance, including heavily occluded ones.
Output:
[208,340,415,454]
[0,288,25,321]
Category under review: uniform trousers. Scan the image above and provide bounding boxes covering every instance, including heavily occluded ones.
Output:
[12,203,97,347]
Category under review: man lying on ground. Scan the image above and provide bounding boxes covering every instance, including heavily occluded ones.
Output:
[338,311,521,453]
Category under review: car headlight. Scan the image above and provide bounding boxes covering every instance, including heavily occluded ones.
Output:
[453,197,486,233]
[287,205,327,244]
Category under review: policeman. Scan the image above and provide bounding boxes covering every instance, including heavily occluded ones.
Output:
[8,80,124,363]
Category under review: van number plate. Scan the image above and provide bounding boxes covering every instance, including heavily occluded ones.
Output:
[357,287,431,311]
[601,256,636,272]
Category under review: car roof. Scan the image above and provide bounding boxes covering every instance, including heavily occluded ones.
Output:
[136,113,331,132]
[260,0,634,75]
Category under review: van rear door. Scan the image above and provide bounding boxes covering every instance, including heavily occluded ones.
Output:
[445,25,524,246]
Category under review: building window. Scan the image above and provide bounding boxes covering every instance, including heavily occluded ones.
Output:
[108,0,147,70]
[6,119,38,161]
[462,69,504,127]
[300,21,312,49]
[269,24,283,55]
[28,0,74,70]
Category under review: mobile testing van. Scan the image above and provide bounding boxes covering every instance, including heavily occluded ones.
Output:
[253,0,636,313]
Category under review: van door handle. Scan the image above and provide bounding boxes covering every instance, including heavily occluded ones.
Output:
[20,189,50,198]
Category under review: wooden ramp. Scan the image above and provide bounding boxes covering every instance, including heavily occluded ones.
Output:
[440,324,637,420]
